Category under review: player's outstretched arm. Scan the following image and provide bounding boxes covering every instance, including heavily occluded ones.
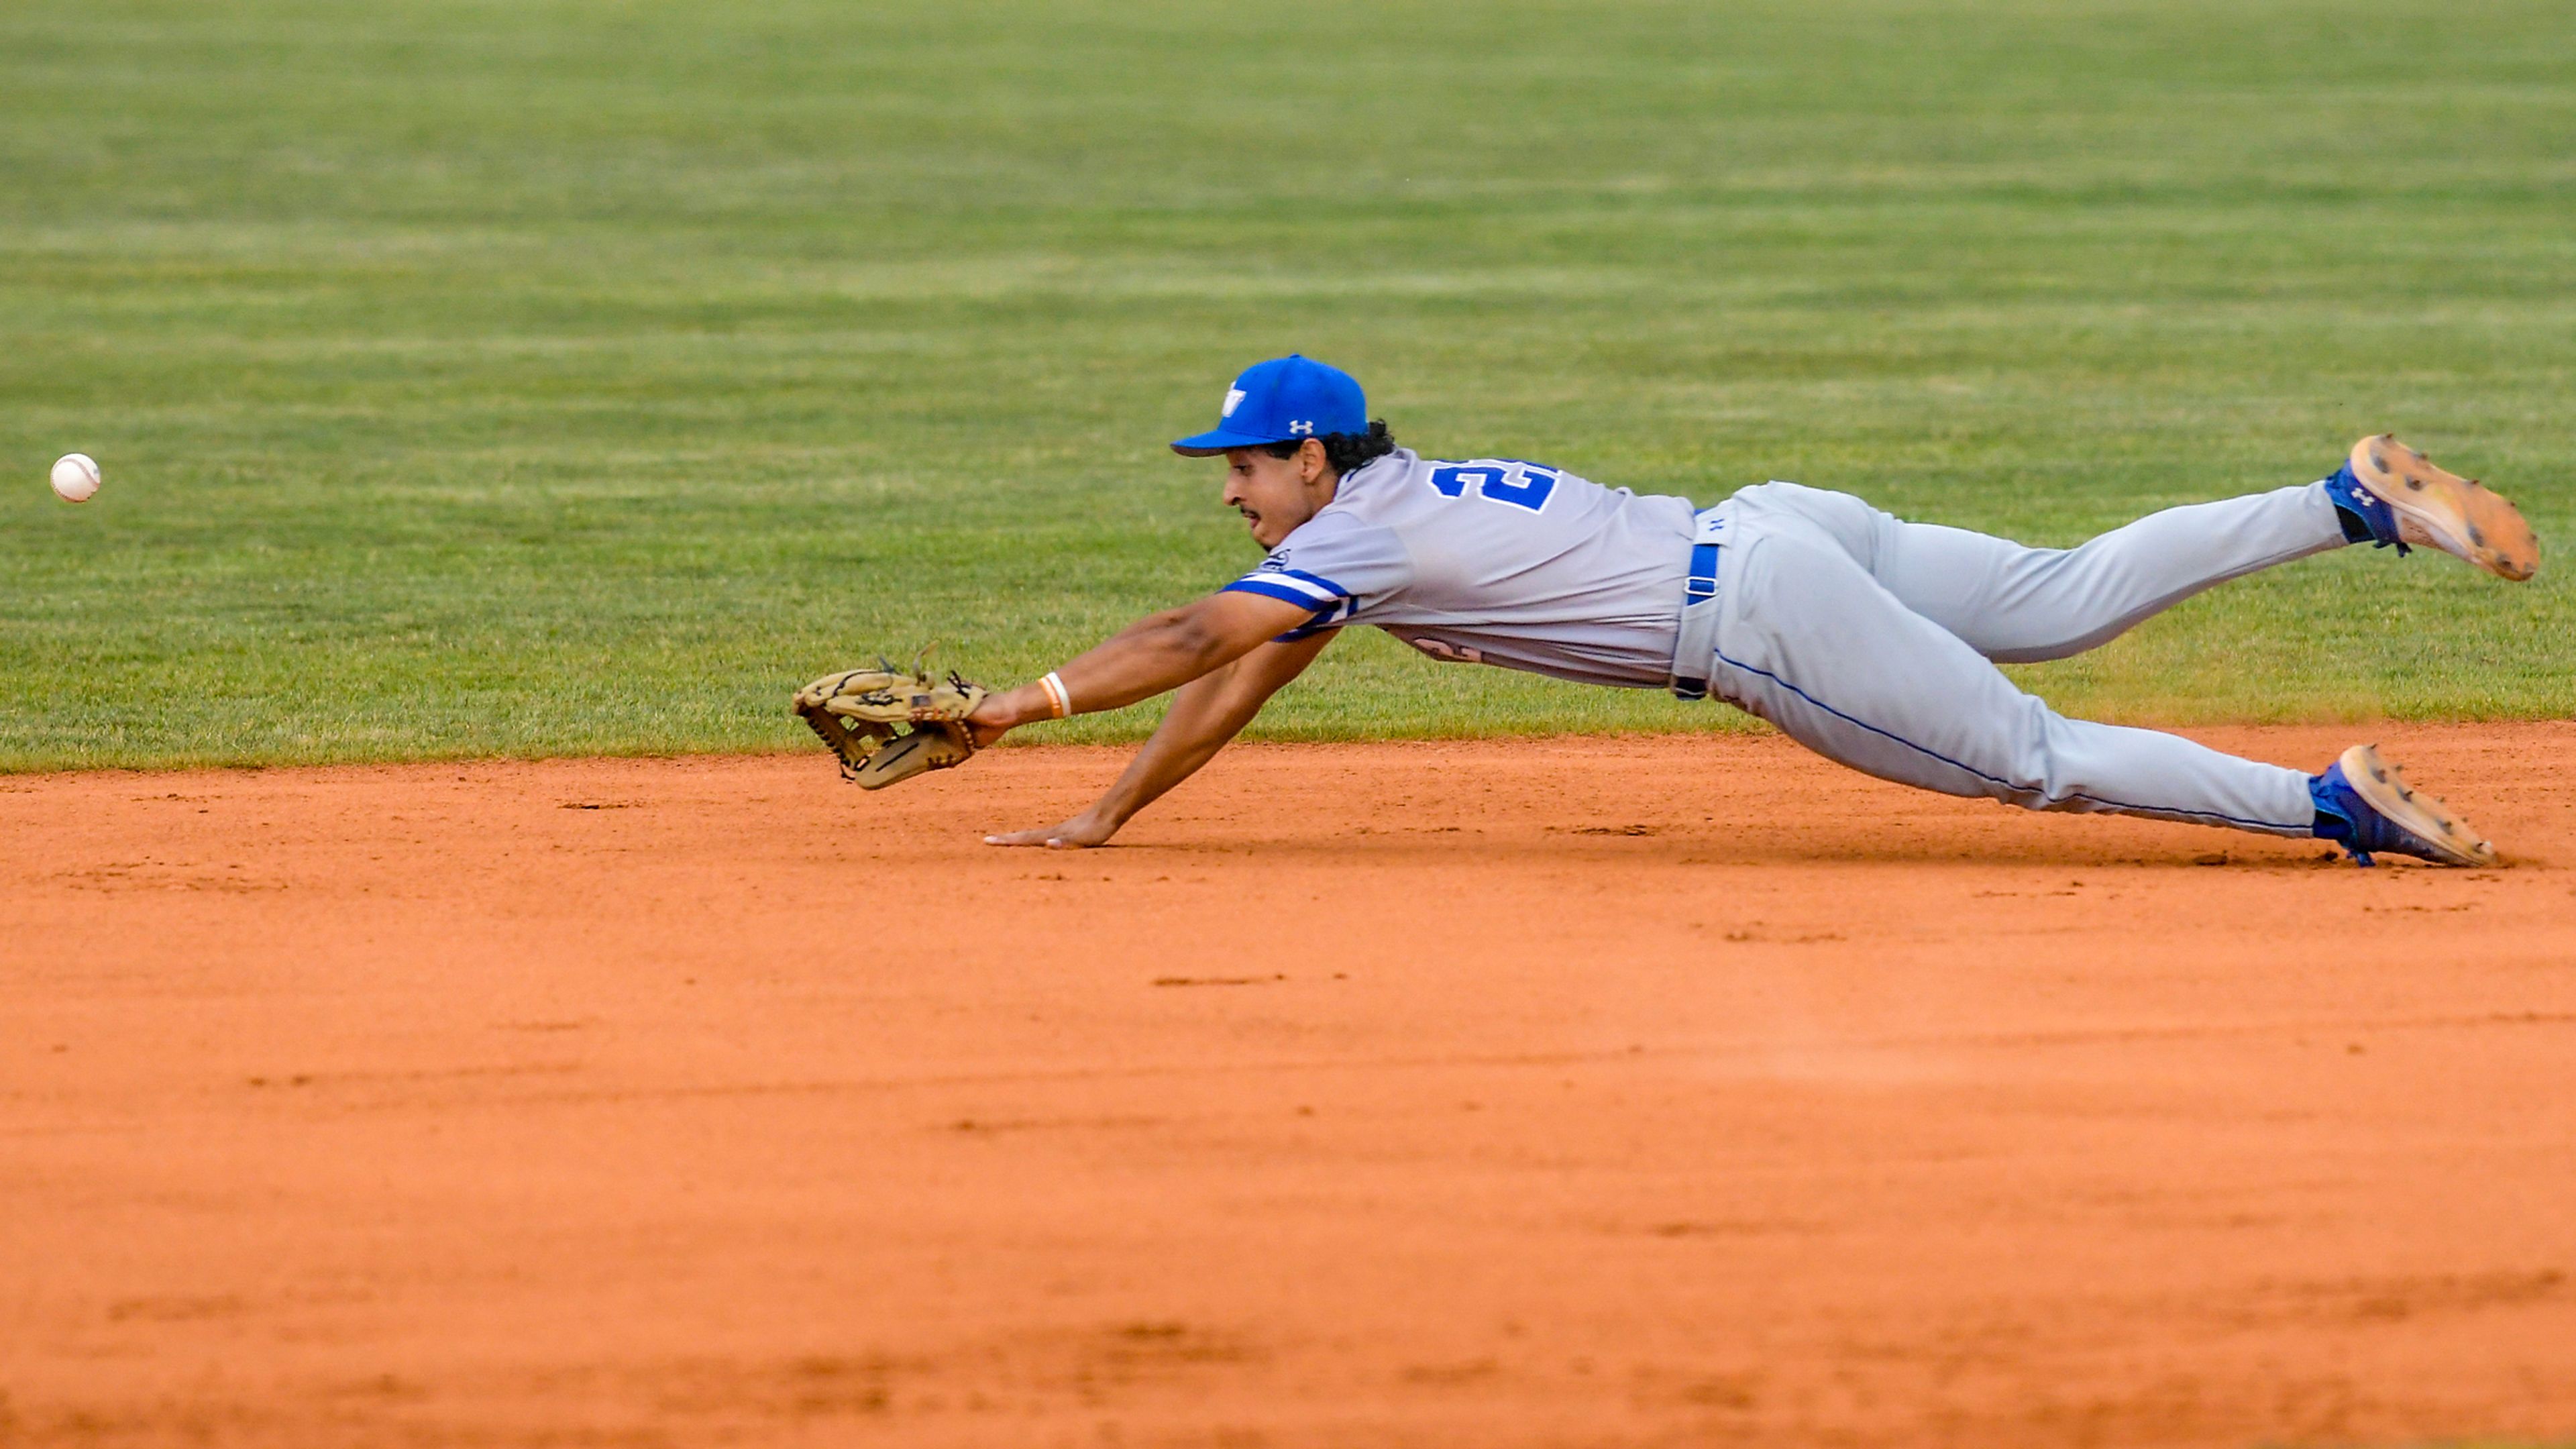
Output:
[981,624,1335,849]
[969,589,1318,743]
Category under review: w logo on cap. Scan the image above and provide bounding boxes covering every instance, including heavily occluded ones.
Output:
[1221,388,1246,418]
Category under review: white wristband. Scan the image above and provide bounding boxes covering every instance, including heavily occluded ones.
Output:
[1038,672,1073,720]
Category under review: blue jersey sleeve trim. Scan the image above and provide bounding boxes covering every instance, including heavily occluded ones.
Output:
[1275,598,1350,640]
[1223,578,1329,610]
[1272,566,1352,599]
[1232,570,1348,608]
[1229,586,1358,643]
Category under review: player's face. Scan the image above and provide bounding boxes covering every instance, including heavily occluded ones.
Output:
[1220,445,1332,549]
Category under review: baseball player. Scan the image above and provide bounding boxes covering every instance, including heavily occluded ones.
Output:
[801,355,2537,865]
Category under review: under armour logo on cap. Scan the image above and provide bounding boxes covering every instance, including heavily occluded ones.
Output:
[1288,420,1313,435]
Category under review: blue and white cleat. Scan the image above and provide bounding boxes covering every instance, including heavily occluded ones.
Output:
[2312,743,2497,867]
[2326,435,2538,582]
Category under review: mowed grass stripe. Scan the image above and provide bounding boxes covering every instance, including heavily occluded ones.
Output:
[1,0,2569,770]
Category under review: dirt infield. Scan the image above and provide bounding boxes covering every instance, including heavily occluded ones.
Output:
[5,724,2574,1448]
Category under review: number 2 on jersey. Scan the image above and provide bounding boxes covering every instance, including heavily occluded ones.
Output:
[1428,460,1558,513]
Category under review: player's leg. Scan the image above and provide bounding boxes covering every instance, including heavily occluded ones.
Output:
[1730,437,2536,664]
[1707,510,2500,861]
[1725,477,2347,664]
[1707,511,2323,836]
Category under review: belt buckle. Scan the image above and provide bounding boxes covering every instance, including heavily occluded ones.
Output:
[1684,540,1719,602]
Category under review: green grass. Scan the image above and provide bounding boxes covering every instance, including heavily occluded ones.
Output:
[1,0,2570,769]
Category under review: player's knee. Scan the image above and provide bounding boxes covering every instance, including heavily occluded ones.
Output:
[1964,700,2070,806]
[2000,707,2105,810]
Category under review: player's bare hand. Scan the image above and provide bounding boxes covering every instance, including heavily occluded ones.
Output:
[965,694,1019,749]
[984,812,1120,849]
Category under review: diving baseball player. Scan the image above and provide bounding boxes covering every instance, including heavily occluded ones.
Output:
[795,355,2536,865]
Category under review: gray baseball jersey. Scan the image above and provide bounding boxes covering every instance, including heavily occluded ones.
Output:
[1221,447,1697,688]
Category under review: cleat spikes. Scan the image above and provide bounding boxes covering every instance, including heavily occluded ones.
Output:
[2314,743,2498,868]
[2345,435,2539,582]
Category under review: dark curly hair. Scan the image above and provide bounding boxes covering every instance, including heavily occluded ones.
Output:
[1261,419,1397,476]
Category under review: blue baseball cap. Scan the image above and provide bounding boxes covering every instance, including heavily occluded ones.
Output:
[1170,355,1368,456]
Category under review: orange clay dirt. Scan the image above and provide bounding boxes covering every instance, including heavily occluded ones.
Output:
[4,724,2575,1449]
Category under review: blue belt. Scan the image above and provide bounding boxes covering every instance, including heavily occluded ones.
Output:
[1667,509,1728,700]
[1685,541,1719,601]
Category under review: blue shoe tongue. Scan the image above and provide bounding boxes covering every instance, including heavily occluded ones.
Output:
[2309,764,2390,865]
[2314,812,2374,865]
[2325,462,2411,555]
[2308,767,2359,841]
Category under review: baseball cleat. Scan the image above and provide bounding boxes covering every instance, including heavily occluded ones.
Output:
[2332,435,2538,581]
[2310,743,2496,867]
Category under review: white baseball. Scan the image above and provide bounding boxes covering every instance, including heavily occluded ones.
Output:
[51,453,101,504]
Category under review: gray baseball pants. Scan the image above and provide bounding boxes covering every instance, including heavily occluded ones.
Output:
[1702,479,2348,836]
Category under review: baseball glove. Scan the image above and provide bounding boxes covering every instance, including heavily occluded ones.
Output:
[792,664,988,790]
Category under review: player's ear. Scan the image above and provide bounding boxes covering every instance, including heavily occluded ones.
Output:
[1301,436,1330,482]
